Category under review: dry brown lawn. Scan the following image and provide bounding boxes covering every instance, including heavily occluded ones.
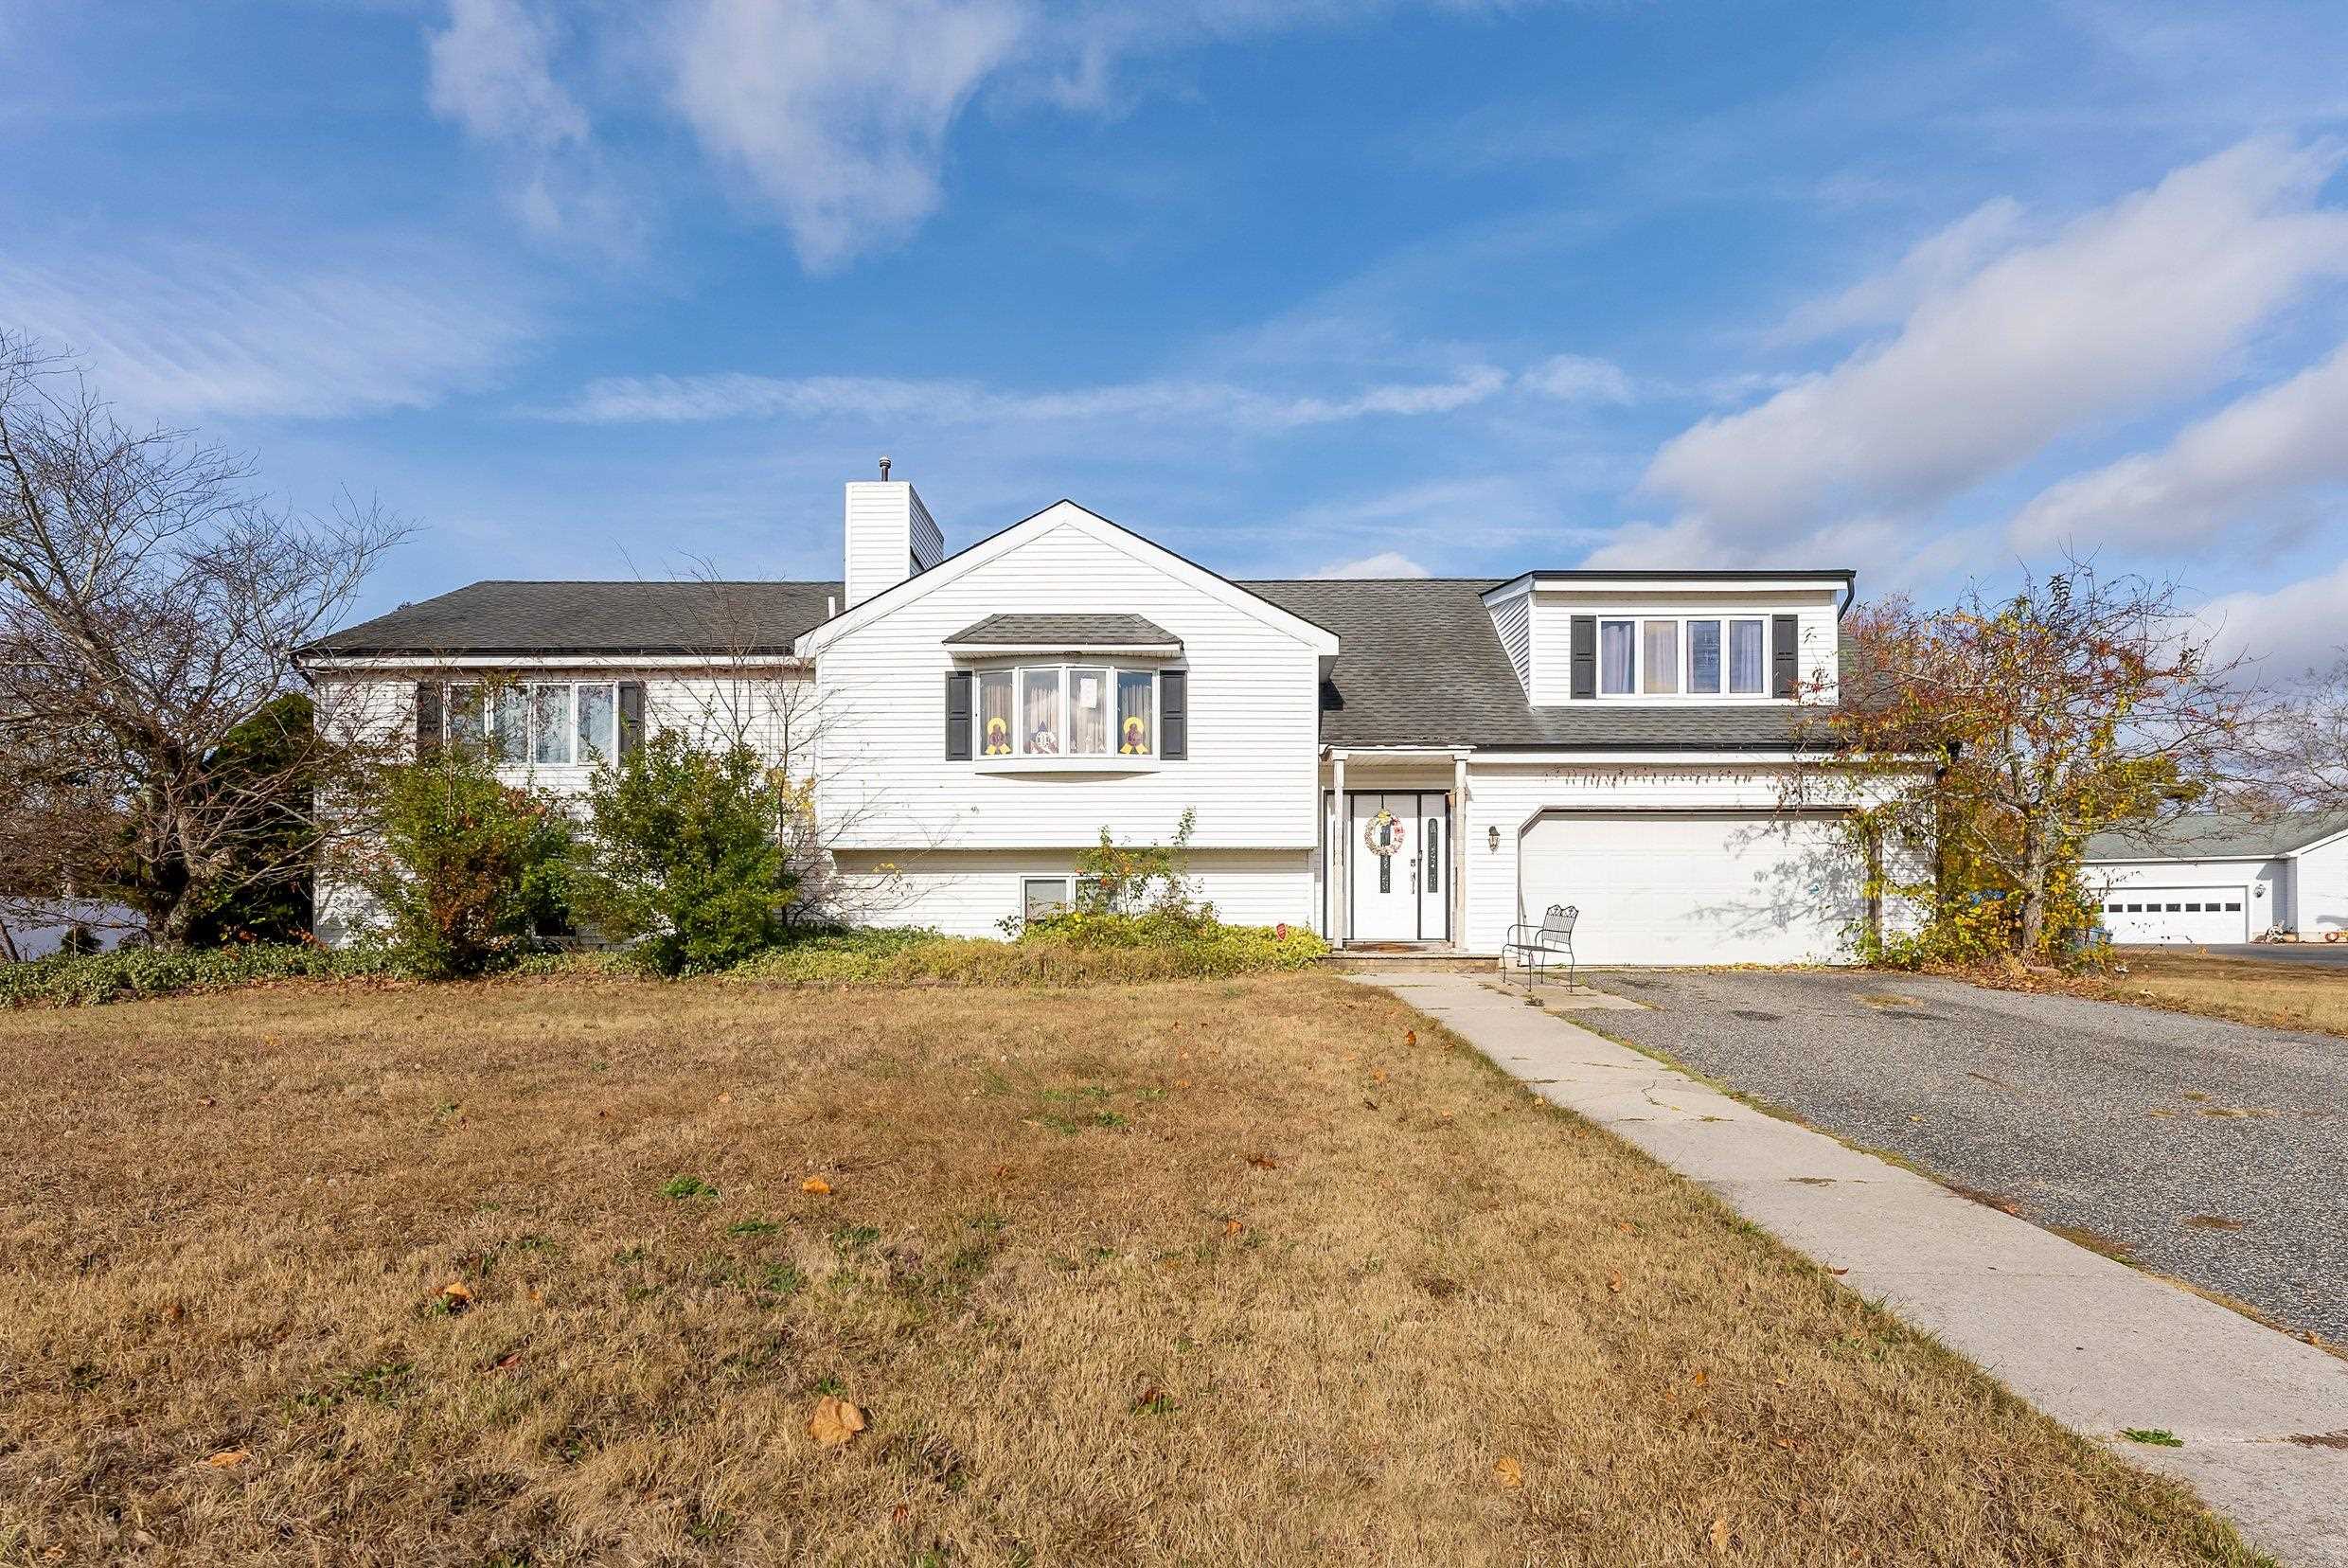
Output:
[2084,949,2348,1038]
[0,972,2260,1566]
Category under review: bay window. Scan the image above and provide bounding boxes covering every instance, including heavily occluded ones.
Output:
[971,664,1161,759]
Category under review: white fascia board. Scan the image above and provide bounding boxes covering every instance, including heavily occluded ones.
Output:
[792,499,1342,659]
[2286,824,2348,859]
[1477,575,1536,606]
[301,653,806,672]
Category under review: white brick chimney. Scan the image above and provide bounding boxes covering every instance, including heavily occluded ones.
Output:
[843,461,944,610]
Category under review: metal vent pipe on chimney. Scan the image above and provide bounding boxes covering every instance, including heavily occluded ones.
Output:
[878,454,891,480]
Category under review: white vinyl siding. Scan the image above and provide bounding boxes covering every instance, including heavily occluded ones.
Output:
[833,848,1314,936]
[813,519,1323,852]
[1487,587,1533,696]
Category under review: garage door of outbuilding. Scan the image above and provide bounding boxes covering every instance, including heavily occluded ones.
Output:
[2097,887,2249,945]
[1517,810,1864,966]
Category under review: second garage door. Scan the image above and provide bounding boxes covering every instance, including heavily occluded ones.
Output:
[1517,810,1864,966]
[2096,887,2248,945]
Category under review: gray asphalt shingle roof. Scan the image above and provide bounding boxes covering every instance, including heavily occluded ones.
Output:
[2083,810,2348,863]
[309,575,1842,751]
[307,580,842,655]
[1242,578,1827,751]
[945,613,1179,648]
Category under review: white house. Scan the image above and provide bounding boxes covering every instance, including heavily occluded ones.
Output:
[2082,811,2348,944]
[301,472,1906,965]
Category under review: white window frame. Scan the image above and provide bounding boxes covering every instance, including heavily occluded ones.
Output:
[443,680,623,765]
[1590,615,1781,702]
[970,663,1162,759]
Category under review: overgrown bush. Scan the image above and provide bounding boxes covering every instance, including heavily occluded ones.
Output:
[572,733,799,976]
[0,940,400,1007]
[358,752,573,978]
[731,922,1325,986]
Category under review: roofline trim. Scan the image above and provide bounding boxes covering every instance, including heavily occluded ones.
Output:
[793,499,1342,658]
[300,650,809,670]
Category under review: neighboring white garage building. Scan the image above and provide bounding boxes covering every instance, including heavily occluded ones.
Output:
[2082,811,2348,944]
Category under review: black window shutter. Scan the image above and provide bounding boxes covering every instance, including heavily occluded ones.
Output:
[1161,669,1188,759]
[617,681,647,756]
[1771,614,1800,699]
[1570,615,1596,700]
[944,670,972,759]
[415,682,440,758]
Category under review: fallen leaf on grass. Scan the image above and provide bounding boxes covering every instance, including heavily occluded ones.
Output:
[491,1351,523,1372]
[1615,1221,1637,1235]
[205,1449,249,1469]
[1710,1517,1731,1555]
[801,1177,832,1195]
[808,1396,866,1446]
[716,1092,733,1105]
[161,1301,185,1324]
[1222,1220,1244,1237]
[1246,1152,1280,1169]
[1690,1370,1707,1388]
[1826,1267,1848,1276]
[436,1280,472,1312]
[526,1287,544,1305]
[1606,1272,1624,1294]
[1371,1068,1389,1085]
[1492,1456,1522,1488]
[1404,1029,1417,1047]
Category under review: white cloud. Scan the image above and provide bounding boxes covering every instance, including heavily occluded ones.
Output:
[534,365,1512,429]
[2010,337,2348,553]
[1518,353,1635,403]
[1307,550,1432,579]
[660,0,1030,271]
[424,0,1577,268]
[1770,197,2025,345]
[2195,559,2348,679]
[0,244,535,419]
[1644,138,2348,539]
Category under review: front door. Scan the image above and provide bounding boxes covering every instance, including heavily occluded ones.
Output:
[1347,792,1448,941]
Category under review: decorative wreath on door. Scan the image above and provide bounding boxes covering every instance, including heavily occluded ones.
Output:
[1363,808,1407,857]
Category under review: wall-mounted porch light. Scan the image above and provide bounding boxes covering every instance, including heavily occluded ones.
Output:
[1487,825,1501,853]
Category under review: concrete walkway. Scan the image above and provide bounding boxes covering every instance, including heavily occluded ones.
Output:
[1353,971,2348,1568]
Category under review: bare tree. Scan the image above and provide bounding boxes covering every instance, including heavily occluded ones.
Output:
[1792,561,2265,960]
[2243,654,2348,814]
[0,330,409,946]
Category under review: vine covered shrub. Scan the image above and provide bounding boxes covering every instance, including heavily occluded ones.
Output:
[0,941,400,1007]
[573,733,799,976]
[359,752,574,978]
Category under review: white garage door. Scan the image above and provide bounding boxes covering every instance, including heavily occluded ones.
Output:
[1518,811,1863,966]
[2096,887,2247,945]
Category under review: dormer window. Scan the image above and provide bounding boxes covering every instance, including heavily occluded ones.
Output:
[1594,617,1773,698]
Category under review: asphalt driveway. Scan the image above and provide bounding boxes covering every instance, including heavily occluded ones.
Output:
[2140,942,2348,967]
[1582,970,2348,1345]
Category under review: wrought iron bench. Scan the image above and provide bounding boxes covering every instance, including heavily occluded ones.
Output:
[1503,904,1577,989]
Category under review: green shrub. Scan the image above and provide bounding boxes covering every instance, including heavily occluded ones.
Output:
[0,941,400,1008]
[729,921,1326,987]
[359,752,574,978]
[572,733,799,976]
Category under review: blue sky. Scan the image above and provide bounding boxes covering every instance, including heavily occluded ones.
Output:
[6,0,2347,674]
